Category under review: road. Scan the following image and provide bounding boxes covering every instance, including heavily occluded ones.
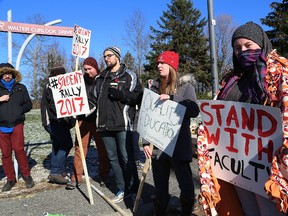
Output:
[0,139,205,216]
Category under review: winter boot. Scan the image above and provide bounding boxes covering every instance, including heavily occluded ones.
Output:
[23,176,35,189]
[180,196,194,216]
[2,179,16,192]
[151,195,169,216]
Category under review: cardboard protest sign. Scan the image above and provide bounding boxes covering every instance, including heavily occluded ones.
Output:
[49,70,90,118]
[72,25,91,58]
[200,100,282,197]
[137,88,186,156]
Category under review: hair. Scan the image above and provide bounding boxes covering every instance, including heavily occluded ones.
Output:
[159,66,178,95]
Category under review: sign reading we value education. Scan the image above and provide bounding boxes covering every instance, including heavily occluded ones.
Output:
[137,88,186,156]
[49,71,90,118]
[200,100,282,197]
[72,25,91,58]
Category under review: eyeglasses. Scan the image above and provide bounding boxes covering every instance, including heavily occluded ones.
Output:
[103,54,115,59]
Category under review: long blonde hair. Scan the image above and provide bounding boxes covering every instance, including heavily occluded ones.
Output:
[159,66,178,95]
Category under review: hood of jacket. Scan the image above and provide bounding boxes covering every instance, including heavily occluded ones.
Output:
[0,66,22,83]
[178,73,197,87]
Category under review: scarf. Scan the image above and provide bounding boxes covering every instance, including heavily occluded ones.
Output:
[218,49,267,104]
[1,78,15,91]
[0,78,15,133]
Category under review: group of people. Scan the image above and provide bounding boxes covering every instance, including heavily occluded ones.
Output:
[0,20,287,216]
[40,46,144,204]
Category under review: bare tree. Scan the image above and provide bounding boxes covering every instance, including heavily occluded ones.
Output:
[214,15,237,78]
[12,14,51,102]
[11,14,70,107]
[123,10,150,76]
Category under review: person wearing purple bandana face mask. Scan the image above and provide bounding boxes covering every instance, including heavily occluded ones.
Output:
[197,22,288,216]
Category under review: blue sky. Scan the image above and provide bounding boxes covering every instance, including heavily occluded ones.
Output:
[0,0,280,71]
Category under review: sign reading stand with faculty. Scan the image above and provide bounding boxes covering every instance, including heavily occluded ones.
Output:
[49,70,90,118]
[137,88,186,156]
[199,100,282,197]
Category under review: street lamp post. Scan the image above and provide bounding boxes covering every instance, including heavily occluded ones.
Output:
[207,0,219,98]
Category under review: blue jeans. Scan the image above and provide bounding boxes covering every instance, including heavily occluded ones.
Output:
[100,131,128,192]
[50,119,73,175]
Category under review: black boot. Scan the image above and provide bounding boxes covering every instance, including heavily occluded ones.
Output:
[23,176,35,188]
[180,196,194,216]
[2,179,16,192]
[151,195,169,216]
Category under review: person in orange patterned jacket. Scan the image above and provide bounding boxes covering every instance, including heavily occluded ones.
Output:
[197,21,287,216]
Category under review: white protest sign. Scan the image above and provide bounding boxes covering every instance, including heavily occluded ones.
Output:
[49,70,90,118]
[137,88,186,156]
[200,100,282,197]
[72,25,91,58]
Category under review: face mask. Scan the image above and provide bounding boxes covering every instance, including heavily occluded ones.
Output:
[237,49,262,70]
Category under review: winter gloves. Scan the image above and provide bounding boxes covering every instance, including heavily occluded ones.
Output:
[108,87,124,100]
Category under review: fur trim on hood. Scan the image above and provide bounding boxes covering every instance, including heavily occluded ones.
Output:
[0,66,22,83]
[178,73,197,87]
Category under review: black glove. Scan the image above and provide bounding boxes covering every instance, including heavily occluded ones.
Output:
[108,87,124,100]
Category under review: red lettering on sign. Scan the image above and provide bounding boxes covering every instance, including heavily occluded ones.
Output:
[204,126,220,145]
[57,97,85,116]
[57,72,83,90]
[200,102,214,125]
[258,138,274,162]
[242,133,255,156]
[211,104,225,126]
[257,109,277,137]
[224,127,238,153]
[242,107,255,131]
[226,105,239,128]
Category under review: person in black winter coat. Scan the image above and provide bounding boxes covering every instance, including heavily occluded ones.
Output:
[0,63,34,192]
[93,46,143,203]
[142,51,199,216]
[40,66,73,184]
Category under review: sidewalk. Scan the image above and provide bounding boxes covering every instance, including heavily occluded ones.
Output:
[0,139,204,216]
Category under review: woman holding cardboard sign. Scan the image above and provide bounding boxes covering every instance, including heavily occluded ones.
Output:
[143,50,199,216]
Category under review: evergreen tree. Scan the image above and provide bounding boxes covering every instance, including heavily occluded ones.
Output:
[144,0,211,92]
[261,0,288,57]
[122,51,136,71]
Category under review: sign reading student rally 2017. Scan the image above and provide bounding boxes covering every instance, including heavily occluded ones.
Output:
[200,100,282,197]
[49,71,90,118]
[137,88,186,156]
[72,25,91,59]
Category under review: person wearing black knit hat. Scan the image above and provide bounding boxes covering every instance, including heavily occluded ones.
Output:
[93,47,143,203]
[197,21,287,216]
[0,63,35,192]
